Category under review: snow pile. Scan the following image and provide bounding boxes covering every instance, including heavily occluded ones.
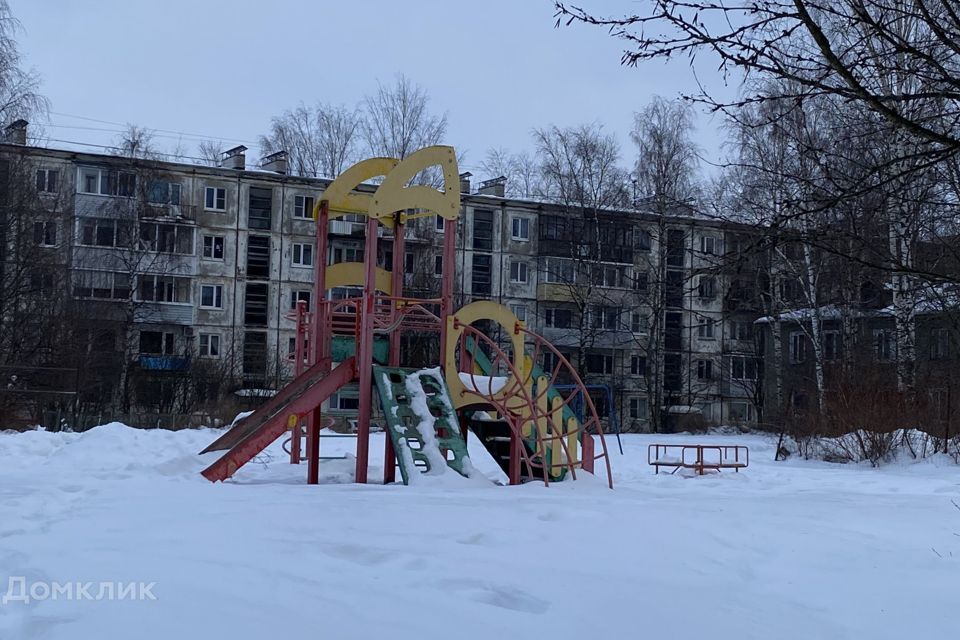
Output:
[458,371,509,395]
[1,426,958,639]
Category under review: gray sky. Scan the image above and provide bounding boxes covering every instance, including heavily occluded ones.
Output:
[10,0,732,177]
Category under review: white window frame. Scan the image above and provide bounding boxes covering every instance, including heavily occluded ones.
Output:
[510,260,529,284]
[199,283,223,309]
[790,331,807,364]
[36,168,60,193]
[700,236,716,255]
[697,359,713,380]
[202,234,225,260]
[198,333,221,358]
[630,354,646,376]
[697,317,715,339]
[511,216,530,241]
[435,214,445,233]
[204,186,227,211]
[290,289,312,311]
[543,257,574,284]
[729,401,754,423]
[630,312,648,334]
[731,356,758,381]
[509,304,527,322]
[294,195,315,219]
[628,397,648,420]
[292,242,314,268]
[544,307,572,329]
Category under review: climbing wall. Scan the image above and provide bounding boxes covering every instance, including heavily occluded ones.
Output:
[373,366,475,485]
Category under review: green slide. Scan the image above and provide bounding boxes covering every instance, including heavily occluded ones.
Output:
[373,365,473,485]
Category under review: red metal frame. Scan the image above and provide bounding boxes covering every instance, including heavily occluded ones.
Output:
[647,444,749,475]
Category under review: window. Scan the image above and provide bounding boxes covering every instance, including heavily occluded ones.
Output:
[630,355,646,376]
[824,330,841,361]
[509,304,527,322]
[728,402,754,423]
[332,246,364,263]
[471,254,492,296]
[874,329,895,362]
[591,264,625,288]
[544,308,573,329]
[731,320,754,341]
[202,235,225,260]
[36,168,59,193]
[248,186,273,230]
[200,284,223,309]
[699,236,716,255]
[205,186,227,211]
[930,328,949,360]
[73,271,130,300]
[590,306,620,331]
[543,257,574,283]
[632,270,649,293]
[472,209,493,250]
[292,242,314,267]
[434,255,443,275]
[790,332,807,364]
[630,312,648,334]
[585,353,614,374]
[698,276,717,299]
[511,217,530,241]
[697,359,713,380]
[140,223,194,254]
[147,181,181,205]
[294,195,315,219]
[140,331,175,356]
[79,218,132,248]
[542,349,571,374]
[78,167,136,196]
[628,397,648,420]
[33,221,57,246]
[198,333,221,358]
[780,277,803,302]
[290,289,312,311]
[510,261,529,284]
[435,214,446,232]
[698,317,715,339]
[634,228,652,251]
[247,235,271,279]
[138,275,191,303]
[731,356,759,381]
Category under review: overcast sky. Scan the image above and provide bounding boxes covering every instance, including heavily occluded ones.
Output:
[10,0,733,177]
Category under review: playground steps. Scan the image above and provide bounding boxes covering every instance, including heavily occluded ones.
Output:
[373,366,472,485]
[200,357,357,482]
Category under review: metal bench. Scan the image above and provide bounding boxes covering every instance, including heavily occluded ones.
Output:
[648,444,749,475]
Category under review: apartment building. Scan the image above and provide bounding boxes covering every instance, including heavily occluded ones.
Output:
[0,133,764,430]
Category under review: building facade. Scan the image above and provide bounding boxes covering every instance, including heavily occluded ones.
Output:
[2,138,766,430]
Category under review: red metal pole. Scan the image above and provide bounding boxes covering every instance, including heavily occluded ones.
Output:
[581,431,595,474]
[383,216,405,484]
[290,300,307,465]
[354,216,379,484]
[307,201,330,484]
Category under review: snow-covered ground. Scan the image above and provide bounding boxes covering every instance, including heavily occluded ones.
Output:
[1,424,957,639]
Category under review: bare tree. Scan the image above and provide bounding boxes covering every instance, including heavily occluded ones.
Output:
[197,140,225,167]
[361,75,448,162]
[259,102,360,178]
[0,0,47,126]
[110,124,160,160]
[480,147,543,198]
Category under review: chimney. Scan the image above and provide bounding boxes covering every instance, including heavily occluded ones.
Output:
[477,176,507,198]
[262,150,288,174]
[222,145,247,170]
[4,119,28,145]
[459,171,472,195]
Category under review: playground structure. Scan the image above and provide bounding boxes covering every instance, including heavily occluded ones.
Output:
[199,146,612,487]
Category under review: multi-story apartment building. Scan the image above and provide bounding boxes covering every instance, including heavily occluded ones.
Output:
[1,130,764,430]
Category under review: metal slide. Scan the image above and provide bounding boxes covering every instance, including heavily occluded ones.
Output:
[200,357,357,482]
[372,366,472,485]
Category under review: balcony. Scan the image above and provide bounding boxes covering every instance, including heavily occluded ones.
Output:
[138,355,191,371]
[140,203,197,221]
